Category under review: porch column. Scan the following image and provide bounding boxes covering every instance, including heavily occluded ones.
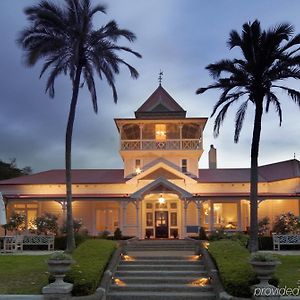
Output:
[179,124,183,149]
[139,124,143,150]
[135,201,140,238]
[120,201,127,233]
[298,199,300,217]
[183,200,188,237]
[195,200,201,227]
[237,200,242,231]
[209,200,214,232]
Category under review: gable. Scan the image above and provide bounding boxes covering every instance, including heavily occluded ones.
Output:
[139,168,183,180]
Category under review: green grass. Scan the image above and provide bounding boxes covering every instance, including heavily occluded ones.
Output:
[0,255,50,294]
[0,239,116,295]
[275,255,300,288]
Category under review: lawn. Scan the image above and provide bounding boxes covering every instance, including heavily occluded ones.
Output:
[0,239,117,295]
[275,255,300,288]
[0,255,50,294]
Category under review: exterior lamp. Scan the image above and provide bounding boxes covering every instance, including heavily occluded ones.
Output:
[158,193,165,204]
[135,167,141,174]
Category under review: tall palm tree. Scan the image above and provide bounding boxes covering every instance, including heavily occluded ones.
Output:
[196,20,300,252]
[18,0,141,252]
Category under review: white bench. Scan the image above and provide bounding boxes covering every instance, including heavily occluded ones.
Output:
[272,234,300,250]
[3,236,24,252]
[23,235,55,251]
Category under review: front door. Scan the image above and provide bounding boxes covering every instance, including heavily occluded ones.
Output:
[155,211,168,238]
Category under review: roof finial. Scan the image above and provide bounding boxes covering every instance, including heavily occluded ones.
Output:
[294,152,296,159]
[158,70,163,86]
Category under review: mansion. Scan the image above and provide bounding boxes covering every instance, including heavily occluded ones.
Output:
[0,85,299,238]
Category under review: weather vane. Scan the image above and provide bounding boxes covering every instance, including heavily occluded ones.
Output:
[158,70,163,86]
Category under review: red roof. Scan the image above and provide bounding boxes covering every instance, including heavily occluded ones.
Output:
[0,159,298,185]
[198,159,300,183]
[135,85,186,118]
[0,169,125,185]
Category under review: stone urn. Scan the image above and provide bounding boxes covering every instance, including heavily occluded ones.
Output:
[250,253,280,299]
[47,252,73,285]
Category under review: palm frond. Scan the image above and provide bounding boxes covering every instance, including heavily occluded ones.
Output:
[213,99,236,138]
[266,92,282,125]
[273,85,300,107]
[234,100,248,142]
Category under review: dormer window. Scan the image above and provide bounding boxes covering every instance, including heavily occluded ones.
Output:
[155,124,166,141]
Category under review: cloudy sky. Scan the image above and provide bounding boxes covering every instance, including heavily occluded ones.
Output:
[0,0,299,173]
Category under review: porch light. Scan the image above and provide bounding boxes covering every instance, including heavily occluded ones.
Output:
[135,167,141,174]
[158,193,165,204]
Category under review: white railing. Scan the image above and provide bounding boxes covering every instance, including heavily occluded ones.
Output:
[121,139,202,151]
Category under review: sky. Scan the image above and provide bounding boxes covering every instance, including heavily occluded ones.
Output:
[0,0,299,173]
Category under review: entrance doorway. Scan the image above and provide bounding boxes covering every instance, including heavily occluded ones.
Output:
[155,211,168,238]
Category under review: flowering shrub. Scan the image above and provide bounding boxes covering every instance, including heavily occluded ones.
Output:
[272,212,300,234]
[2,211,25,233]
[61,218,83,234]
[33,213,58,235]
[258,216,270,236]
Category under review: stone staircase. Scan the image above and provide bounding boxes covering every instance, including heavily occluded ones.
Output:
[106,240,216,300]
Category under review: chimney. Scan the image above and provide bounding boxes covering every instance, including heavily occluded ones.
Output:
[209,144,217,169]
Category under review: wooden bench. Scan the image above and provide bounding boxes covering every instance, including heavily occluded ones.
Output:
[272,233,300,250]
[23,235,55,251]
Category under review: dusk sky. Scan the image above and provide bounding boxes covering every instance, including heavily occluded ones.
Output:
[0,0,299,173]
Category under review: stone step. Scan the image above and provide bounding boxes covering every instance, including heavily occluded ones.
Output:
[112,276,209,285]
[119,260,203,265]
[106,291,216,300]
[126,247,195,251]
[109,283,213,292]
[117,264,205,271]
[114,270,208,277]
[122,255,200,260]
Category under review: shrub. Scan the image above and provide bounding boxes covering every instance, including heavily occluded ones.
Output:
[258,236,273,250]
[50,239,116,296]
[208,240,278,297]
[250,252,278,262]
[98,230,110,239]
[54,233,89,250]
[2,211,25,233]
[258,216,270,236]
[198,227,208,240]
[60,218,83,234]
[113,228,122,240]
[272,212,300,234]
[230,232,249,248]
[208,228,227,241]
[33,213,58,235]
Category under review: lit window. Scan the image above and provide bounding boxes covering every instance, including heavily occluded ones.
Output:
[146,212,153,226]
[155,124,166,141]
[135,159,141,174]
[171,212,177,226]
[14,203,38,230]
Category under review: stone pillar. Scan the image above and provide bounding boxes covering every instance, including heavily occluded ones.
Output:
[209,200,214,232]
[237,200,242,231]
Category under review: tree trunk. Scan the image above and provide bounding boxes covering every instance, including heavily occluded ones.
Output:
[249,100,263,252]
[65,65,82,253]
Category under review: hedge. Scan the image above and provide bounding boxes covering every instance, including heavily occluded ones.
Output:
[208,240,278,297]
[50,239,116,296]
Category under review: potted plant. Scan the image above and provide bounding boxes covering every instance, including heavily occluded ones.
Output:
[47,252,73,285]
[249,252,280,285]
[145,229,152,239]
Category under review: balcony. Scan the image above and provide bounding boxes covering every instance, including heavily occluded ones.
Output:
[120,139,202,151]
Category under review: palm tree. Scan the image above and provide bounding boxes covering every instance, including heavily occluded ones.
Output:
[18,0,141,252]
[196,20,300,252]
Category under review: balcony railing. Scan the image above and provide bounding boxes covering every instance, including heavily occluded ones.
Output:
[120,139,202,151]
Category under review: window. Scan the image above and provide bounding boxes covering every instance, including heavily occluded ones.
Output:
[181,159,187,173]
[96,209,119,232]
[170,212,177,226]
[146,212,153,226]
[170,202,177,209]
[14,203,38,230]
[135,159,141,174]
[155,124,166,141]
[146,203,153,209]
